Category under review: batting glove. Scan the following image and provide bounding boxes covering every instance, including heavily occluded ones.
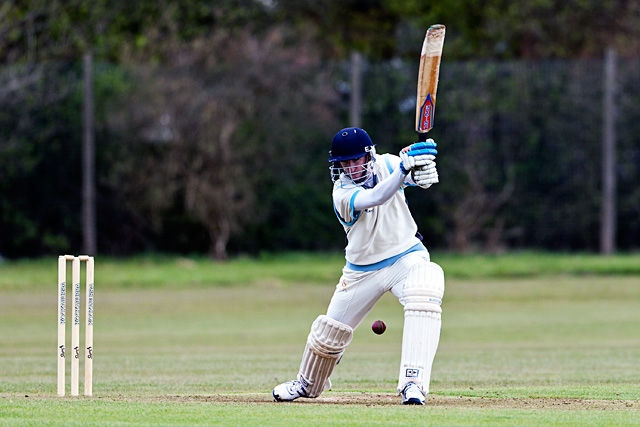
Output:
[412,162,439,189]
[399,139,438,174]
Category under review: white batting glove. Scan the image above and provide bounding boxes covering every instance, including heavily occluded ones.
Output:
[412,162,438,189]
[399,139,438,173]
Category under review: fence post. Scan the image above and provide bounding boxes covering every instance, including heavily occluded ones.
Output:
[83,51,97,255]
[600,47,617,255]
[349,50,363,128]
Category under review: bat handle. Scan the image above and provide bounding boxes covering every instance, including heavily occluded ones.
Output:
[417,132,429,142]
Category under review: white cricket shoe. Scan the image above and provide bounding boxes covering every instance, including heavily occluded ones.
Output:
[401,382,425,405]
[272,380,308,402]
[324,377,332,391]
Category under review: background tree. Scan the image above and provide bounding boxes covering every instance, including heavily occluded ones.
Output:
[1,1,639,258]
[107,26,340,259]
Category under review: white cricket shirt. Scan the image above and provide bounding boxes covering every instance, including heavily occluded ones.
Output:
[332,153,425,270]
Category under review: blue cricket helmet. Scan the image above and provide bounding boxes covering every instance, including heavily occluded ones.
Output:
[328,127,376,184]
[328,127,375,162]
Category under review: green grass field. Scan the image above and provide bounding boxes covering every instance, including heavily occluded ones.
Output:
[1,252,639,426]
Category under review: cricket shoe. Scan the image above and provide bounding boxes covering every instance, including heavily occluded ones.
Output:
[401,382,425,405]
[273,380,308,402]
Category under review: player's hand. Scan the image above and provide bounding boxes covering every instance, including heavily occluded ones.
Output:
[412,162,438,189]
[399,139,437,174]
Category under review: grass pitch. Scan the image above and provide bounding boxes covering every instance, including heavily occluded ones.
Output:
[1,252,639,426]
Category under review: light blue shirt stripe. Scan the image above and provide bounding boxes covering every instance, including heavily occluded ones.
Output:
[345,242,427,272]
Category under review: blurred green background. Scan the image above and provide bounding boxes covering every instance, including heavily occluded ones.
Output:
[1,1,639,259]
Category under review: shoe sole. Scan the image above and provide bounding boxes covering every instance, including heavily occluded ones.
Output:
[273,390,303,402]
[273,391,289,402]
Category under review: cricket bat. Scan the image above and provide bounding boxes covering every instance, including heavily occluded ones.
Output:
[415,24,445,142]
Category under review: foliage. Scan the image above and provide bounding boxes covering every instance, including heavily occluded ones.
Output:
[105,26,340,258]
[346,55,640,253]
[0,0,274,63]
[0,62,136,256]
[272,0,640,60]
[415,58,640,252]
[3,1,639,66]
[2,55,640,257]
[1,1,640,258]
[392,0,640,59]
[0,62,81,255]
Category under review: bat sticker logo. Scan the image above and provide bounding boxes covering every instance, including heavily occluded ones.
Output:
[419,93,434,132]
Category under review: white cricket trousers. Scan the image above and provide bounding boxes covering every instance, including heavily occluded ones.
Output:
[325,250,431,329]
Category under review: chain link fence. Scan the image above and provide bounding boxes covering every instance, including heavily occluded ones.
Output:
[353,54,640,252]
[1,54,639,257]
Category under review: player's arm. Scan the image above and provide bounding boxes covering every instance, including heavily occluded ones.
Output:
[352,166,406,210]
[353,140,439,210]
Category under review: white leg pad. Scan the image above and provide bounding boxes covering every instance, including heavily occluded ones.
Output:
[298,315,353,397]
[398,261,444,394]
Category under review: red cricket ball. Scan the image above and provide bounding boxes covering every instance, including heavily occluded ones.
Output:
[372,320,386,335]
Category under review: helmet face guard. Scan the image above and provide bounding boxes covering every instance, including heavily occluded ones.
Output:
[330,151,375,184]
[328,127,376,184]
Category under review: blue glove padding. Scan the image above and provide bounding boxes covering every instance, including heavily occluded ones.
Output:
[399,139,438,173]
[406,140,437,156]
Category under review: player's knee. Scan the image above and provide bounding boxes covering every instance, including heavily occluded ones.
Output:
[402,261,444,313]
[307,315,353,358]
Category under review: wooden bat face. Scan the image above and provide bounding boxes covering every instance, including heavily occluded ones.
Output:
[416,24,445,140]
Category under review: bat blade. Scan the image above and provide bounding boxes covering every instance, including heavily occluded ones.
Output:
[416,24,445,141]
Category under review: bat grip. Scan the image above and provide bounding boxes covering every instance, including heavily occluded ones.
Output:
[417,132,429,142]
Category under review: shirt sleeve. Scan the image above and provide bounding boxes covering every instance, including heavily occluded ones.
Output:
[352,163,406,211]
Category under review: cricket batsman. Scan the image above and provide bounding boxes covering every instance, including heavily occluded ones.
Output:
[272,127,444,405]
